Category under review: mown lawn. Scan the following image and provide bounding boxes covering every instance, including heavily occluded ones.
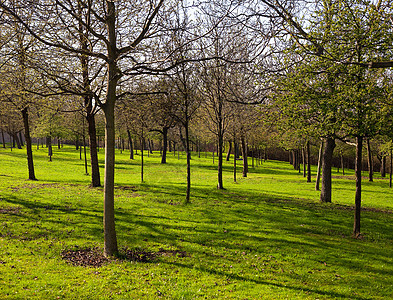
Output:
[0,145,392,299]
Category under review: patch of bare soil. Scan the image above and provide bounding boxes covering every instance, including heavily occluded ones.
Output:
[61,247,109,267]
[61,247,189,267]
[0,207,21,214]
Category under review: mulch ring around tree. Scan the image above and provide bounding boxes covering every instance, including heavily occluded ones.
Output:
[61,247,189,267]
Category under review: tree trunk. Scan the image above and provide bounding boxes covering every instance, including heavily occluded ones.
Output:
[218,136,224,189]
[366,138,373,182]
[127,130,134,159]
[320,137,335,202]
[48,136,53,162]
[140,135,144,182]
[341,151,345,175]
[307,141,311,182]
[13,132,22,149]
[185,121,191,203]
[103,92,118,257]
[161,127,168,164]
[302,146,306,177]
[226,140,232,161]
[251,147,254,168]
[19,131,24,147]
[1,130,5,148]
[233,140,237,182]
[315,141,324,191]
[241,136,248,177]
[102,1,119,256]
[21,107,36,180]
[353,136,363,237]
[389,150,393,188]
[83,134,88,175]
[86,112,101,187]
[381,156,386,177]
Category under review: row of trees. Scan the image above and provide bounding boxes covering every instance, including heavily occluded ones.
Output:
[1,0,393,256]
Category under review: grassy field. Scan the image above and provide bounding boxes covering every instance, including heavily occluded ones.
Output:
[0,145,392,299]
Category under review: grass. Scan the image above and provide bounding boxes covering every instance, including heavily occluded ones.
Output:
[0,144,393,299]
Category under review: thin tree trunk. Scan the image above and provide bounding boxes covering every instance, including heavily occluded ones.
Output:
[185,122,191,204]
[234,140,237,182]
[161,127,168,164]
[141,128,144,183]
[14,133,22,149]
[252,147,254,168]
[381,156,386,177]
[218,137,224,189]
[86,112,101,187]
[366,138,373,182]
[19,131,24,147]
[83,134,88,175]
[21,107,36,180]
[389,150,393,188]
[127,130,134,160]
[341,151,345,175]
[226,140,232,161]
[307,141,311,183]
[315,141,323,191]
[302,146,306,178]
[1,130,5,148]
[48,136,52,162]
[320,137,335,202]
[241,136,248,177]
[353,136,363,237]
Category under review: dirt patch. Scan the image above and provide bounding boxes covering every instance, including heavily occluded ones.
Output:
[61,247,189,267]
[61,247,109,267]
[0,207,21,214]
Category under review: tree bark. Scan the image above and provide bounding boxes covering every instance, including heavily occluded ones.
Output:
[83,133,88,175]
[48,136,53,162]
[366,138,373,182]
[226,140,232,161]
[21,107,36,180]
[185,121,191,203]
[86,112,101,187]
[389,150,393,188]
[102,0,119,257]
[13,132,22,149]
[315,141,324,191]
[302,146,306,177]
[19,131,24,147]
[161,127,168,164]
[218,136,224,189]
[241,136,248,177]
[381,156,386,177]
[341,151,345,175]
[233,140,237,182]
[1,130,5,148]
[320,137,335,202]
[353,136,363,237]
[127,130,134,159]
[307,141,311,183]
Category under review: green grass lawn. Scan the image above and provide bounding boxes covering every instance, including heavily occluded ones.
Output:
[0,145,392,299]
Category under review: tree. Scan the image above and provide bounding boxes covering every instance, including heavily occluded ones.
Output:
[0,0,174,257]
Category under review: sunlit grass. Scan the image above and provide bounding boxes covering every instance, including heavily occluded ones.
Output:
[0,145,392,299]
